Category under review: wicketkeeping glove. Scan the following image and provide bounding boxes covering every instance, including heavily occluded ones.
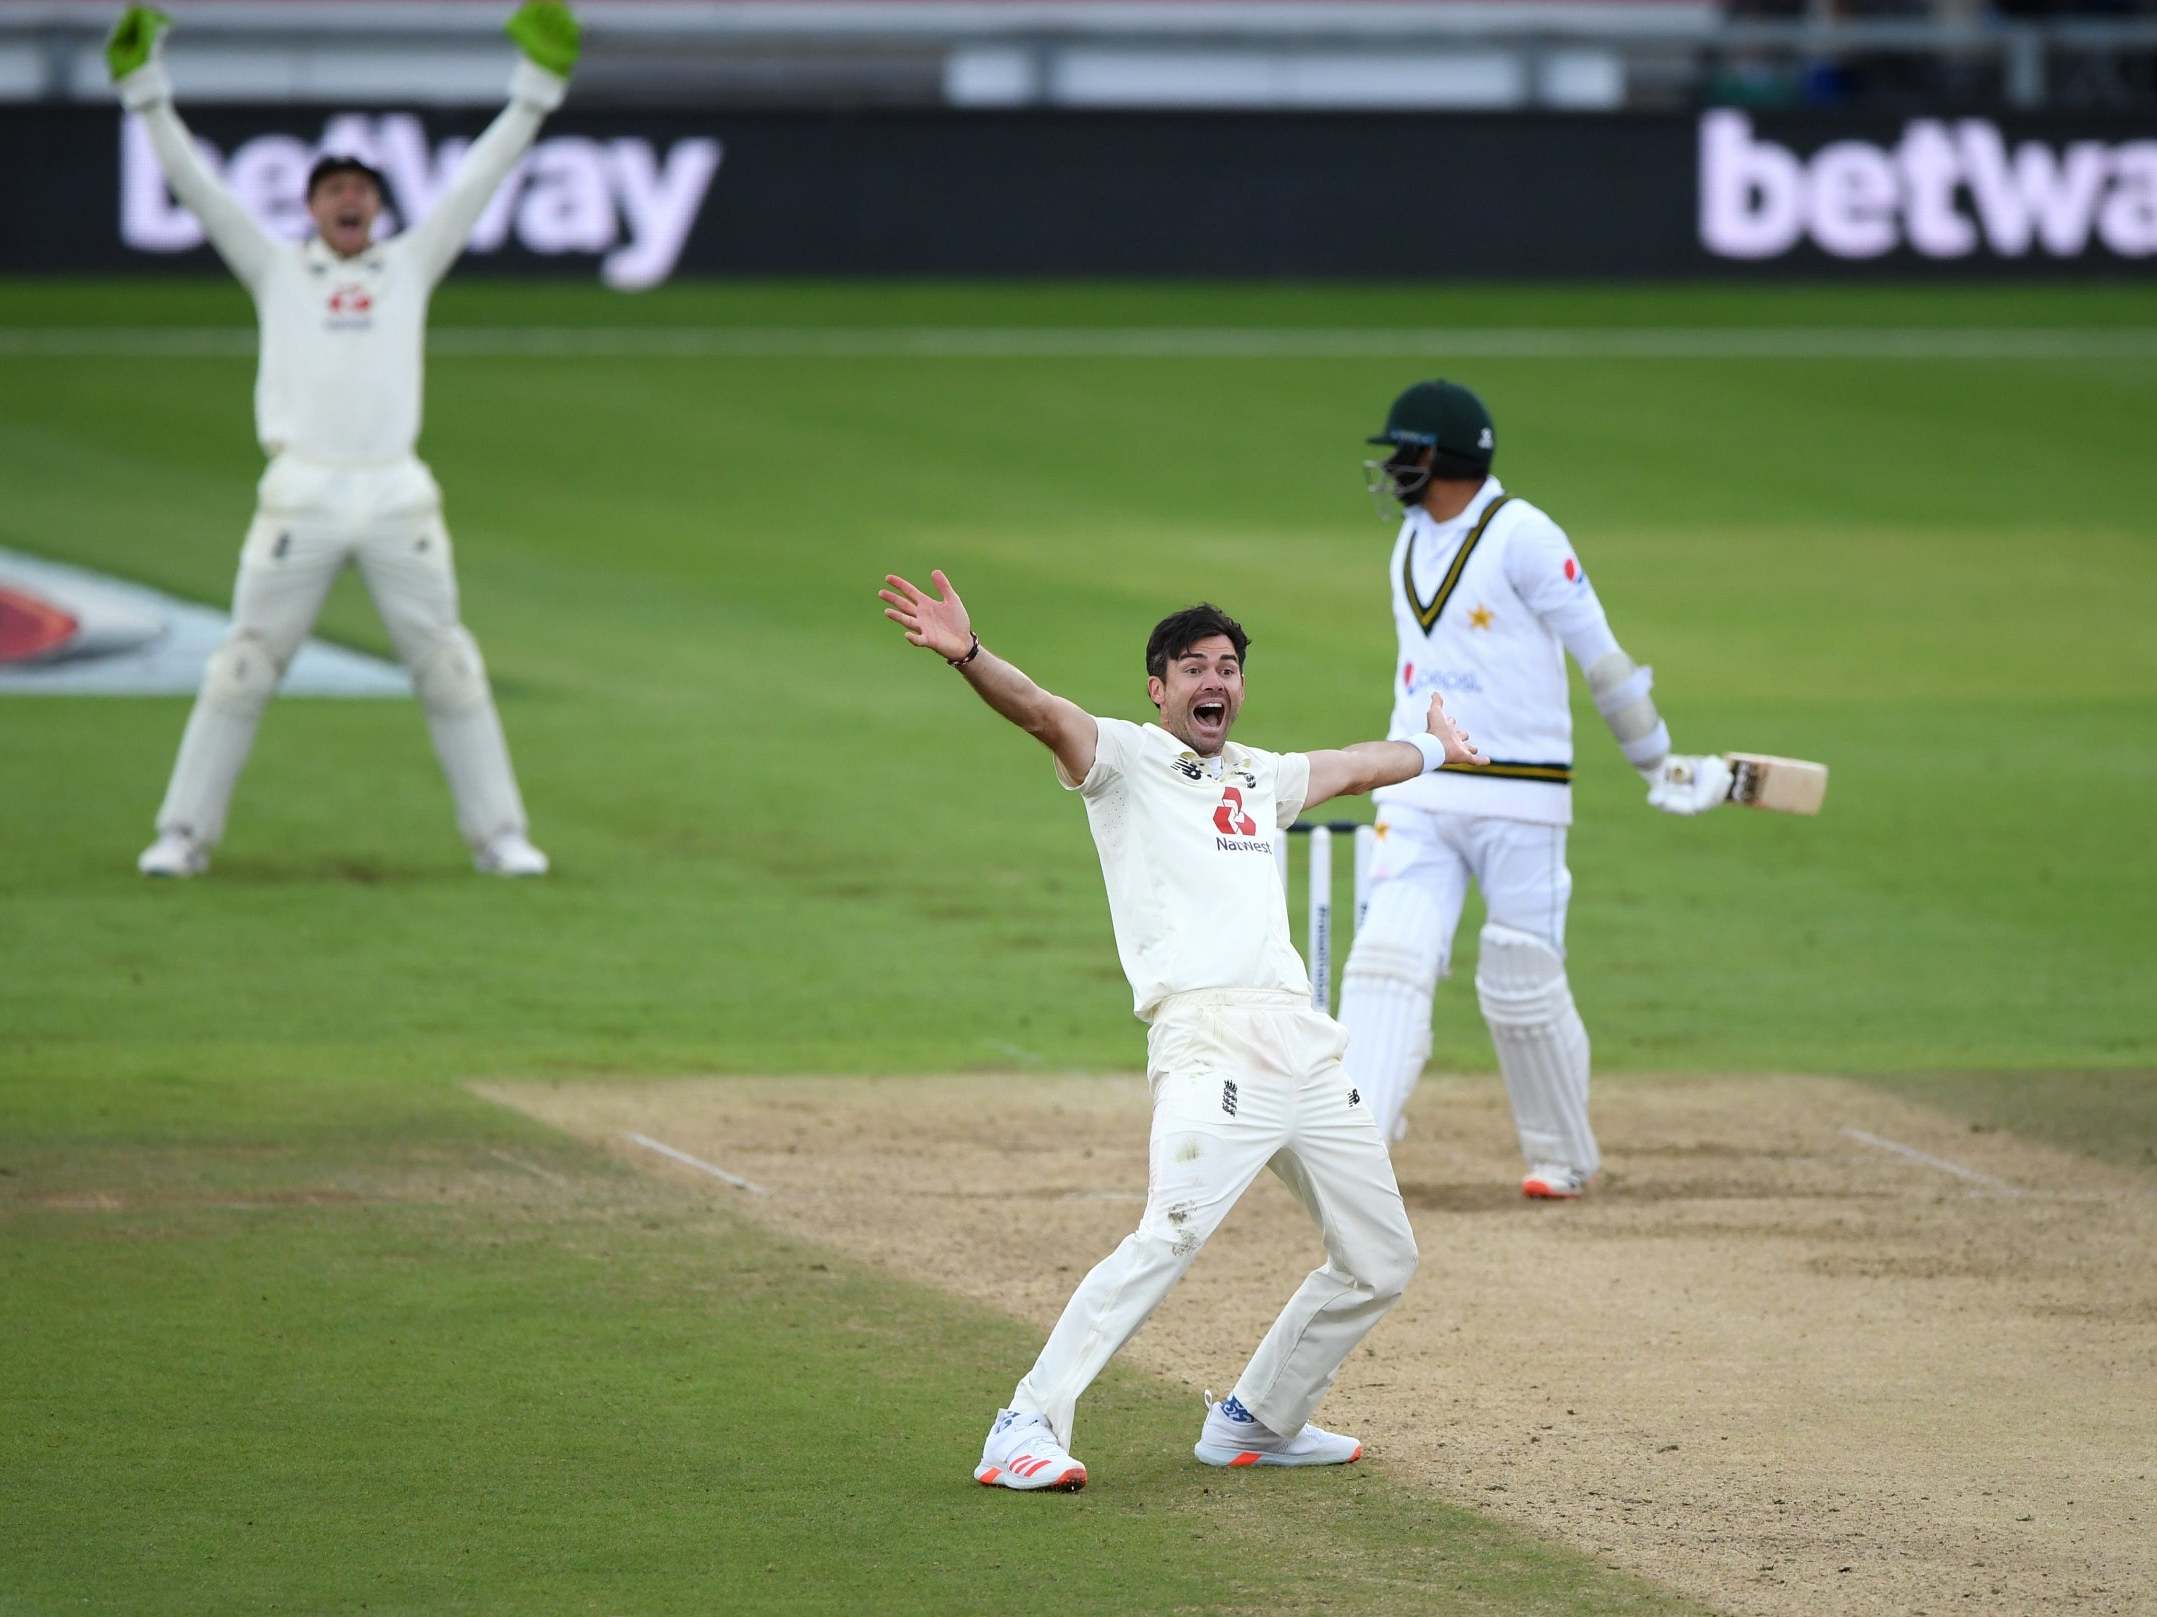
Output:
[105,5,170,82]
[1642,754,1734,816]
[505,1,581,77]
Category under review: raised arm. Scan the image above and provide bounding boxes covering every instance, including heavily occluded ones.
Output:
[107,8,274,289]
[403,3,578,285]
[1302,691,1485,814]
[879,570,1099,785]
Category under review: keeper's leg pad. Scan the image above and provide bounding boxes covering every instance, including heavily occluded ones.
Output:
[1474,924,1599,1177]
[409,625,528,848]
[1339,880,1451,1140]
[153,631,285,846]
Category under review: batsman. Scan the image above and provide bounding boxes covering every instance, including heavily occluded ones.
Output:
[1340,381,1733,1199]
[111,2,583,878]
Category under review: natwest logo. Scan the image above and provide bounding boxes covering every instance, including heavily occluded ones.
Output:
[121,112,722,289]
[1212,786,1257,837]
[1699,110,2157,261]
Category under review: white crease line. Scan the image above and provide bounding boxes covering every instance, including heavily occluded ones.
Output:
[1840,1126,2025,1197]
[625,1130,770,1197]
[5,326,2157,362]
[486,1147,571,1188]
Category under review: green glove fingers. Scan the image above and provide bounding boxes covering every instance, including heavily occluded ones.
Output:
[504,1,581,77]
[105,5,170,83]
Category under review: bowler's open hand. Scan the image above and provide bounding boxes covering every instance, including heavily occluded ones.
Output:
[1425,691,1487,767]
[880,570,975,662]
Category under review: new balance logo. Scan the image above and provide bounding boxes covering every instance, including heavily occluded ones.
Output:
[1222,1080,1238,1117]
[1348,1088,1361,1108]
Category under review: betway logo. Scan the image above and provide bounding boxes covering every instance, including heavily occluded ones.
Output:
[122,113,721,289]
[1699,110,2157,260]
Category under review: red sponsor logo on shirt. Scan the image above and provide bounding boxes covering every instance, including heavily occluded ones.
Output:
[327,284,373,315]
[1212,786,1258,837]
[1564,557,1584,583]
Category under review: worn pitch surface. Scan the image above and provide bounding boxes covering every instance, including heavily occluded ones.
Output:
[486,1073,2157,1617]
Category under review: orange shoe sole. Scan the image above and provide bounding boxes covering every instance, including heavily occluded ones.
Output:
[976,1463,1087,1491]
[1221,1443,1362,1468]
[1521,1180,1583,1200]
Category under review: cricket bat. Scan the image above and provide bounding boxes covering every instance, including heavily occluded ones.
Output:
[1723,753,1829,816]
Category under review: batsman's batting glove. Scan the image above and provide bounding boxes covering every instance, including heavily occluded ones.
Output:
[105,5,170,83]
[1642,754,1734,817]
[505,1,581,77]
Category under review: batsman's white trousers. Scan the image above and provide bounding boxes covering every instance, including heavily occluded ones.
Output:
[1373,805,1573,959]
[1009,989,1418,1449]
[152,454,529,851]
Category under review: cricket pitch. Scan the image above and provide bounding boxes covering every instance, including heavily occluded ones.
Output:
[482,1072,2157,1617]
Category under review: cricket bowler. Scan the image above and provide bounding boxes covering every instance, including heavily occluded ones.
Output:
[111,3,581,878]
[878,569,1486,1491]
[1339,380,1731,1199]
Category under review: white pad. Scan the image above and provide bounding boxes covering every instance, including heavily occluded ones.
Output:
[1339,881,1450,1141]
[1474,924,1599,1177]
[410,626,528,848]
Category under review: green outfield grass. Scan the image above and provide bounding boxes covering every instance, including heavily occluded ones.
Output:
[3,280,2153,1614]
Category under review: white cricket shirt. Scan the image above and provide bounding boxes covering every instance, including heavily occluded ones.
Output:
[1376,478,1624,827]
[1062,718,1313,1021]
[119,58,566,467]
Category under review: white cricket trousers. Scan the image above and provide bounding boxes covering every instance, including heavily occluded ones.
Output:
[1010,989,1419,1449]
[153,453,529,851]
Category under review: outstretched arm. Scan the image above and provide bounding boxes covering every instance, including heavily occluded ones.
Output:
[108,7,274,289]
[879,570,1099,785]
[1302,692,1485,813]
[404,3,578,285]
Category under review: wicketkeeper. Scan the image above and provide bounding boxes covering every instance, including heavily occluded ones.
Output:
[112,3,582,877]
[1339,381,1731,1198]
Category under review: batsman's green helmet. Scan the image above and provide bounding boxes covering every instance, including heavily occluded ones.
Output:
[1368,380,1496,472]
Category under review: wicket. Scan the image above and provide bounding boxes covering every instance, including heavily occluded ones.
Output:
[1277,821,1376,1016]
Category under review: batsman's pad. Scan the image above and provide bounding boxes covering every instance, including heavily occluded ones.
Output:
[1340,881,1451,1140]
[1475,925,1598,1176]
[1723,753,1829,815]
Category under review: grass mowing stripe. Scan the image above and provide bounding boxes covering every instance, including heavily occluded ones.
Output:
[0,1139,1708,1617]
[9,325,2157,360]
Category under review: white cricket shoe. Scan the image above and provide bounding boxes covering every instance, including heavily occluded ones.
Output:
[1522,1164,1588,1200]
[138,830,208,878]
[474,832,549,877]
[1194,1391,1362,1468]
[974,1408,1087,1492]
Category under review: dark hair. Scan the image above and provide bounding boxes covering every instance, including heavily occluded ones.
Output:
[1145,604,1249,680]
[307,155,387,201]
